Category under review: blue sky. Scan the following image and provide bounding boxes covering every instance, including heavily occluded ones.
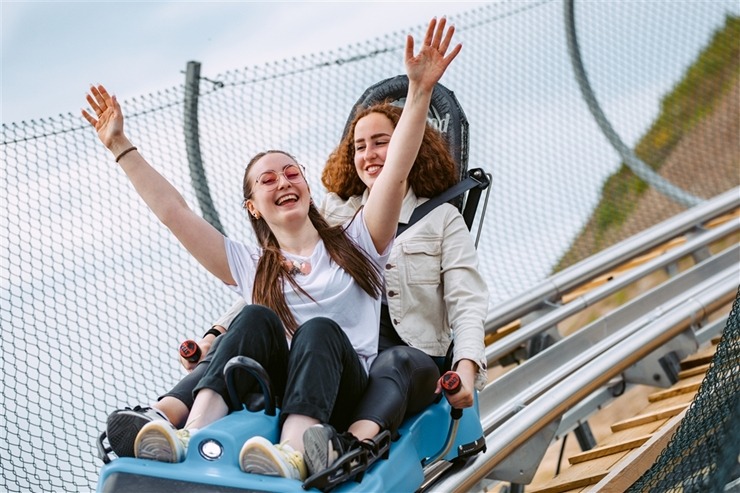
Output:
[1,1,483,124]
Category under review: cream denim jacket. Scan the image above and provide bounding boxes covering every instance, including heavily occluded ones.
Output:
[321,188,489,390]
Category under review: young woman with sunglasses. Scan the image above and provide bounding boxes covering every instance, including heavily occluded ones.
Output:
[83,17,461,481]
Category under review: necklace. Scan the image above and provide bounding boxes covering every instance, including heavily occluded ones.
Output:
[283,258,312,276]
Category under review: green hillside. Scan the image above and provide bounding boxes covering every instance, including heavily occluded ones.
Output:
[555,14,740,272]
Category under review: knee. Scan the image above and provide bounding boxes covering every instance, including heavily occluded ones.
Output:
[291,317,343,350]
[228,304,283,338]
[373,346,417,374]
[236,304,280,324]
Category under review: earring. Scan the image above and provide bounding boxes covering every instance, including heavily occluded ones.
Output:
[252,211,261,220]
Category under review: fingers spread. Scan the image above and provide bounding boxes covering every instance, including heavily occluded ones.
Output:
[81,109,96,126]
[86,92,102,115]
[444,43,463,66]
[424,17,436,46]
[405,34,414,61]
[89,85,110,113]
[439,23,455,53]
[431,16,446,48]
[98,85,114,107]
[97,85,111,99]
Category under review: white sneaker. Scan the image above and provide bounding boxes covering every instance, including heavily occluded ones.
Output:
[134,420,190,463]
[239,436,308,481]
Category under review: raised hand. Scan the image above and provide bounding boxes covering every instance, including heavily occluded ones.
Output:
[81,84,126,152]
[361,16,462,254]
[404,17,462,93]
[79,80,232,286]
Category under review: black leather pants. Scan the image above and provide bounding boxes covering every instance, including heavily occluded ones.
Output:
[351,345,440,438]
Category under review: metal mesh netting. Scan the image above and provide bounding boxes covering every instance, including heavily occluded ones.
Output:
[1,2,738,492]
[627,286,740,492]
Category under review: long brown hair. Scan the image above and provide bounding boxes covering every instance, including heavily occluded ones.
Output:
[322,103,458,199]
[243,150,383,336]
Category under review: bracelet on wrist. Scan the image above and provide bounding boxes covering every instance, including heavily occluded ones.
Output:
[115,146,138,163]
[203,327,222,339]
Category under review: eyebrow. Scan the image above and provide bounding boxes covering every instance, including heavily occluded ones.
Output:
[262,163,297,171]
[254,163,298,177]
[354,132,391,144]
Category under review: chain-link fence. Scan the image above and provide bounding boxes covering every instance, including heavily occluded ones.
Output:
[627,286,740,493]
[2,2,738,492]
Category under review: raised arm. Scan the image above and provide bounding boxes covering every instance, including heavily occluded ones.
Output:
[82,85,235,285]
[363,17,462,253]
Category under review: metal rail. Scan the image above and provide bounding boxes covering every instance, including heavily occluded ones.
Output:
[485,217,739,367]
[480,245,738,430]
[428,266,738,492]
[423,196,739,490]
[485,186,738,333]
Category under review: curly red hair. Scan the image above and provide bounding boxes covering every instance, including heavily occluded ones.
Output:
[322,103,458,200]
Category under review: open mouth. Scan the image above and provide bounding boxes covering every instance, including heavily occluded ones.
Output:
[276,194,299,206]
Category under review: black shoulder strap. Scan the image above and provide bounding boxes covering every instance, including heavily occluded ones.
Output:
[396,175,483,237]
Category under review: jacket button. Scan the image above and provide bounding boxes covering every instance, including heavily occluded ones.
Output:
[393,319,399,324]
[388,290,397,297]
[385,263,393,269]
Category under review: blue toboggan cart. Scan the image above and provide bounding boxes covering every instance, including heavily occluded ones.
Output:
[96,356,487,492]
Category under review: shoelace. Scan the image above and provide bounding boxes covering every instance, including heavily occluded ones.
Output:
[275,442,304,471]
[176,429,191,449]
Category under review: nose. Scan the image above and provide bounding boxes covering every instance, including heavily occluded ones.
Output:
[276,173,291,189]
[365,144,378,159]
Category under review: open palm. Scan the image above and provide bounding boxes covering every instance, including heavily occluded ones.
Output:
[405,17,462,93]
[81,85,125,149]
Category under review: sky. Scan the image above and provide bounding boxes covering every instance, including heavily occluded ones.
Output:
[1,1,485,125]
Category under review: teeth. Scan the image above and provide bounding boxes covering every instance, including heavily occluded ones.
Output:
[276,194,298,205]
[367,165,381,174]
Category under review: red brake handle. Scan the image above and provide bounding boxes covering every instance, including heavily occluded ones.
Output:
[441,371,461,395]
[179,339,201,362]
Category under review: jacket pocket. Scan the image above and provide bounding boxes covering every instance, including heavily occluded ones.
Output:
[402,241,442,285]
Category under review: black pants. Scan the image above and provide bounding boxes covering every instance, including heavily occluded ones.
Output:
[163,304,367,430]
[351,346,440,438]
[350,302,444,438]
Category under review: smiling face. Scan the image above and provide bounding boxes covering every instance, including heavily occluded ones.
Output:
[352,112,396,190]
[244,152,310,227]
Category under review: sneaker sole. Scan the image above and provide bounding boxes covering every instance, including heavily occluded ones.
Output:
[240,437,294,479]
[107,411,154,458]
[135,422,180,463]
[303,426,333,476]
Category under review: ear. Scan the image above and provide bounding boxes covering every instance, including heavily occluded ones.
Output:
[245,199,260,219]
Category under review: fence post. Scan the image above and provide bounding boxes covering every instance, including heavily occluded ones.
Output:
[564,0,701,208]
[184,60,225,234]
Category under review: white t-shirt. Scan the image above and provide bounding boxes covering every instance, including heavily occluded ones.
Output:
[224,210,391,373]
